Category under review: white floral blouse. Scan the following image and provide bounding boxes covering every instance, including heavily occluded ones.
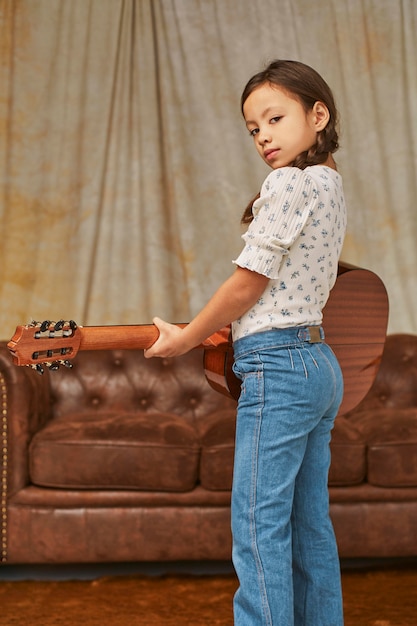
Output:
[232,165,347,341]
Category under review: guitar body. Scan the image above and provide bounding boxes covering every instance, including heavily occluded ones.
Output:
[203,263,389,415]
[203,346,238,401]
[319,263,388,414]
[7,263,388,416]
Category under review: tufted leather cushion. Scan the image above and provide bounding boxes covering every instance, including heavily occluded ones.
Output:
[328,417,366,486]
[28,348,237,492]
[348,409,417,487]
[199,411,236,490]
[29,411,200,492]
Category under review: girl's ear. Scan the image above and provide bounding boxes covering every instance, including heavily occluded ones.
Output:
[312,101,330,131]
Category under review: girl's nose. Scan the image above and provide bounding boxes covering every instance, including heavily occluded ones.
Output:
[258,129,271,144]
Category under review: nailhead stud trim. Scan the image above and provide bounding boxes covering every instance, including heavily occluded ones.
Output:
[1,374,7,563]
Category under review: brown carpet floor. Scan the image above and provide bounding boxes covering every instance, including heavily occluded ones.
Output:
[0,564,416,625]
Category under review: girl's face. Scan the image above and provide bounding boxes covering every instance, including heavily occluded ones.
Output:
[243,82,330,169]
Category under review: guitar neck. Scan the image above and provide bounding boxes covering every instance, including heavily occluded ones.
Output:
[76,324,231,352]
[78,325,170,352]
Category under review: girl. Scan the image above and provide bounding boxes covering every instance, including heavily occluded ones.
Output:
[145,60,346,626]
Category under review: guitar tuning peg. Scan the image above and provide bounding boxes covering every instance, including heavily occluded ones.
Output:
[69,320,78,330]
[54,320,65,331]
[35,364,44,375]
[49,361,61,371]
[61,359,73,369]
[40,320,51,333]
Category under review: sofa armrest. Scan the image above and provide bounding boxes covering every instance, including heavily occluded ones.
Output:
[0,343,53,496]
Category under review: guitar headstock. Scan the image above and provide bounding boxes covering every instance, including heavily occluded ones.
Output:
[7,320,81,373]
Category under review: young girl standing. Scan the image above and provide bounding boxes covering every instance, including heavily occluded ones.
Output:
[145,60,346,626]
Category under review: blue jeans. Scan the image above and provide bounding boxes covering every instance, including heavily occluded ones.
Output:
[231,327,344,626]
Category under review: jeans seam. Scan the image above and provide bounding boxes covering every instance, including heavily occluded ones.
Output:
[288,347,294,370]
[305,347,319,369]
[249,367,273,626]
[292,504,308,626]
[294,347,308,378]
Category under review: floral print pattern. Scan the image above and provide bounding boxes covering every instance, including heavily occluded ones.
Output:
[232,166,347,340]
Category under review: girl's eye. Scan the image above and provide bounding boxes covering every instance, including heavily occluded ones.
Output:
[270,116,282,124]
[249,128,259,137]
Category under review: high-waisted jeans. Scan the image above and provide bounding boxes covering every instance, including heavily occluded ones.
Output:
[231,327,344,626]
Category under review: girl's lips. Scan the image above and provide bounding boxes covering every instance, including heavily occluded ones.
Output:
[264,148,280,161]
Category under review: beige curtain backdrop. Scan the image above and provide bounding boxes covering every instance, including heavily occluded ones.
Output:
[0,0,416,342]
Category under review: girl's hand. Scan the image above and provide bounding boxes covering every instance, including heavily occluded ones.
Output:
[144,317,191,359]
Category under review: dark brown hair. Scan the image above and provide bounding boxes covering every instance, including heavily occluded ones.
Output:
[241,60,339,223]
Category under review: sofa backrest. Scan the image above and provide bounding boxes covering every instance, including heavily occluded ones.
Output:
[345,334,417,415]
[49,348,237,424]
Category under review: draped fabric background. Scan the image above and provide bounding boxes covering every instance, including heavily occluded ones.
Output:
[1,0,416,341]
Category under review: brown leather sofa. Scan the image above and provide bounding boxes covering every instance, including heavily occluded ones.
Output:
[1,333,417,565]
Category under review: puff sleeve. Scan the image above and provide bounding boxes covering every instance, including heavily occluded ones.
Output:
[233,167,318,279]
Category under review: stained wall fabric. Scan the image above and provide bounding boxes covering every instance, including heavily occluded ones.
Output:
[0,0,416,341]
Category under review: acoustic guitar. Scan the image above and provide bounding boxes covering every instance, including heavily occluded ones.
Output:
[204,262,389,414]
[7,262,388,415]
